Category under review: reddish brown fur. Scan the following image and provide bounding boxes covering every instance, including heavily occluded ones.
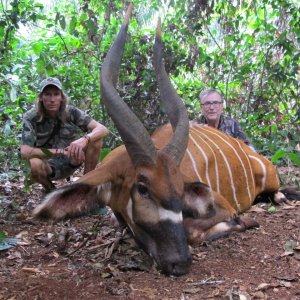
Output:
[33,122,286,275]
[34,124,281,229]
[153,123,281,213]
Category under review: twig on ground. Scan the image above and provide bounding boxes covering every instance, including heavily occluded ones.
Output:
[188,277,225,286]
[94,228,127,261]
[65,219,102,257]
[65,236,91,257]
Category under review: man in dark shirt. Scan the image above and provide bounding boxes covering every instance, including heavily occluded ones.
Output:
[20,77,109,192]
[192,89,255,149]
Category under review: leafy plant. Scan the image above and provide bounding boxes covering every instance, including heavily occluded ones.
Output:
[0,0,299,184]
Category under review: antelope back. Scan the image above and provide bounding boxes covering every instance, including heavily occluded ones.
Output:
[152,123,280,213]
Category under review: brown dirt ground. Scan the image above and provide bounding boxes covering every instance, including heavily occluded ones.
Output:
[0,167,300,300]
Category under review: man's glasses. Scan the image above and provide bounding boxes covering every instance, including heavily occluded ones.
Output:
[201,101,223,108]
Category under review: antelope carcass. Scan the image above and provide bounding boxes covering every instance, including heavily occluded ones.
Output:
[33,3,295,276]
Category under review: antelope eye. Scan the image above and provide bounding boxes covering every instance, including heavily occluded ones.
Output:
[137,183,148,196]
[193,186,199,194]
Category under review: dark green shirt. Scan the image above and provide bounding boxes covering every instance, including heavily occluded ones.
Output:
[21,105,92,149]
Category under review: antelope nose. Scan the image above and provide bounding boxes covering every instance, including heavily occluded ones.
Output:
[163,254,192,276]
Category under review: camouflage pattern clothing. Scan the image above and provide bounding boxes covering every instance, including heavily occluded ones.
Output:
[21,105,93,180]
[196,114,252,146]
[21,104,92,148]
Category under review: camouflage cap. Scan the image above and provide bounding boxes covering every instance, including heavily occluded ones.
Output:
[40,77,63,93]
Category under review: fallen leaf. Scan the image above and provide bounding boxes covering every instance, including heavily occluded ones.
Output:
[273,275,297,281]
[129,286,156,299]
[47,233,54,239]
[53,251,60,258]
[21,267,42,274]
[284,240,298,253]
[256,283,270,291]
[294,245,300,251]
[267,206,276,213]
[239,285,249,293]
[280,251,294,257]
[101,272,112,278]
[193,251,207,259]
[239,291,251,300]
[18,240,31,246]
[280,280,292,288]
[183,287,201,294]
[15,231,28,239]
[57,228,69,252]
[7,251,22,260]
[251,291,266,299]
[225,288,234,300]
[15,213,27,221]
[208,287,222,298]
[47,263,57,267]
[281,205,297,210]
[248,207,266,213]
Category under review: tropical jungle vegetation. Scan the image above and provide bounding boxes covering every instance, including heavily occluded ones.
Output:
[0,0,299,186]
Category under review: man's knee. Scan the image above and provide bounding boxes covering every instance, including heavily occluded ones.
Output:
[85,139,103,157]
[89,139,103,151]
[83,139,103,173]
[30,158,51,179]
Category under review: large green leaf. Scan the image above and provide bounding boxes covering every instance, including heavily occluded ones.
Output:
[100,148,111,161]
[271,149,286,164]
[288,152,300,167]
[32,42,44,56]
[69,16,77,34]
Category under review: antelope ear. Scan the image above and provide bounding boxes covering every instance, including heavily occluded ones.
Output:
[182,182,239,244]
[184,182,211,197]
[183,182,237,218]
[183,182,215,219]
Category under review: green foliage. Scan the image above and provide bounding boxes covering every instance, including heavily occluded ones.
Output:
[41,148,53,158]
[267,204,277,214]
[0,0,299,184]
[0,231,6,242]
[99,147,111,161]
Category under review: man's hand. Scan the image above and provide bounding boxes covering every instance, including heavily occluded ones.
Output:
[65,137,87,164]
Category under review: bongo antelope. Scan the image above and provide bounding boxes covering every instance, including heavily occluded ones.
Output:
[34,3,297,276]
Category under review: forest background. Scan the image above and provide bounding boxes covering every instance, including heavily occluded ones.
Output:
[0,0,299,187]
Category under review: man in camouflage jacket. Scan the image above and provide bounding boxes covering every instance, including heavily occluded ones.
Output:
[21,77,109,192]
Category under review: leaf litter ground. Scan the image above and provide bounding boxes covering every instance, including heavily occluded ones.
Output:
[0,166,300,300]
